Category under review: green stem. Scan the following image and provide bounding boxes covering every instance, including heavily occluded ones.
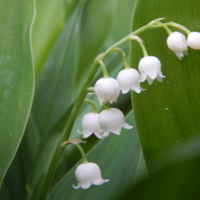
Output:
[110,47,126,57]
[76,144,88,163]
[149,21,172,35]
[98,59,109,78]
[123,57,130,69]
[169,22,191,34]
[150,22,191,35]
[84,99,98,113]
[138,42,148,57]
[35,20,190,200]
[104,102,110,110]
[162,25,172,35]
[104,23,165,54]
[110,48,130,69]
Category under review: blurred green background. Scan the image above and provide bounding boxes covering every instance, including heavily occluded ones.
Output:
[1,0,200,199]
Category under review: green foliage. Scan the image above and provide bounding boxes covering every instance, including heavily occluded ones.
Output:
[48,112,144,200]
[0,0,35,188]
[119,136,200,200]
[130,0,200,170]
[1,0,200,199]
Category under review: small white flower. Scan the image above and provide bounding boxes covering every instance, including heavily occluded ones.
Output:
[117,68,143,94]
[73,162,109,189]
[98,108,133,136]
[187,32,200,50]
[138,56,165,85]
[167,31,188,59]
[94,77,120,105]
[77,113,103,139]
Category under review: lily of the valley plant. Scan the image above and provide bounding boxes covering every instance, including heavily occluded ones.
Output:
[32,17,200,199]
[63,18,200,190]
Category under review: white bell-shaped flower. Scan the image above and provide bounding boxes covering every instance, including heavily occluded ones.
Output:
[187,32,200,50]
[94,77,120,105]
[138,56,165,85]
[98,108,133,136]
[167,31,188,59]
[77,113,103,139]
[73,162,109,189]
[117,68,143,94]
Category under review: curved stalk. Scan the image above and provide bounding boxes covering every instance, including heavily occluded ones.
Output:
[76,144,88,163]
[138,42,148,57]
[84,99,98,113]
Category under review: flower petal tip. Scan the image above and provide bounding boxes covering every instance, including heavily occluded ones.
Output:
[77,129,82,134]
[73,184,80,189]
[123,123,133,129]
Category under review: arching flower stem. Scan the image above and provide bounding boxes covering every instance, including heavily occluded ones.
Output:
[150,22,191,35]
[61,140,88,163]
[162,25,172,35]
[76,144,88,163]
[98,59,109,78]
[110,48,130,69]
[103,102,110,110]
[84,99,98,113]
[123,57,131,69]
[149,21,172,35]
[138,42,149,57]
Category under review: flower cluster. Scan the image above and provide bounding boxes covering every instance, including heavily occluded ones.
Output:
[78,108,133,139]
[72,19,200,190]
[78,45,167,142]
[78,38,166,141]
[167,31,200,59]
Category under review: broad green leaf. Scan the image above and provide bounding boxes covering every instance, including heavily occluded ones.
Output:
[76,0,115,85]
[33,0,116,137]
[106,0,136,44]
[0,117,40,199]
[32,0,67,75]
[119,136,200,200]
[48,112,146,200]
[76,0,135,90]
[0,0,35,187]
[130,0,200,170]
[32,1,82,138]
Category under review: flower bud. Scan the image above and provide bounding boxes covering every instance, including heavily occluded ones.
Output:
[77,113,104,139]
[73,162,109,189]
[167,31,187,59]
[138,56,165,85]
[117,68,143,94]
[98,108,133,136]
[94,77,120,105]
[187,32,200,50]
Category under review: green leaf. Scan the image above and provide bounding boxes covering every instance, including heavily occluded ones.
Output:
[32,0,68,75]
[0,117,40,199]
[32,0,116,137]
[76,0,115,84]
[130,0,200,170]
[32,1,82,138]
[119,136,200,200]
[0,0,35,187]
[48,112,146,200]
